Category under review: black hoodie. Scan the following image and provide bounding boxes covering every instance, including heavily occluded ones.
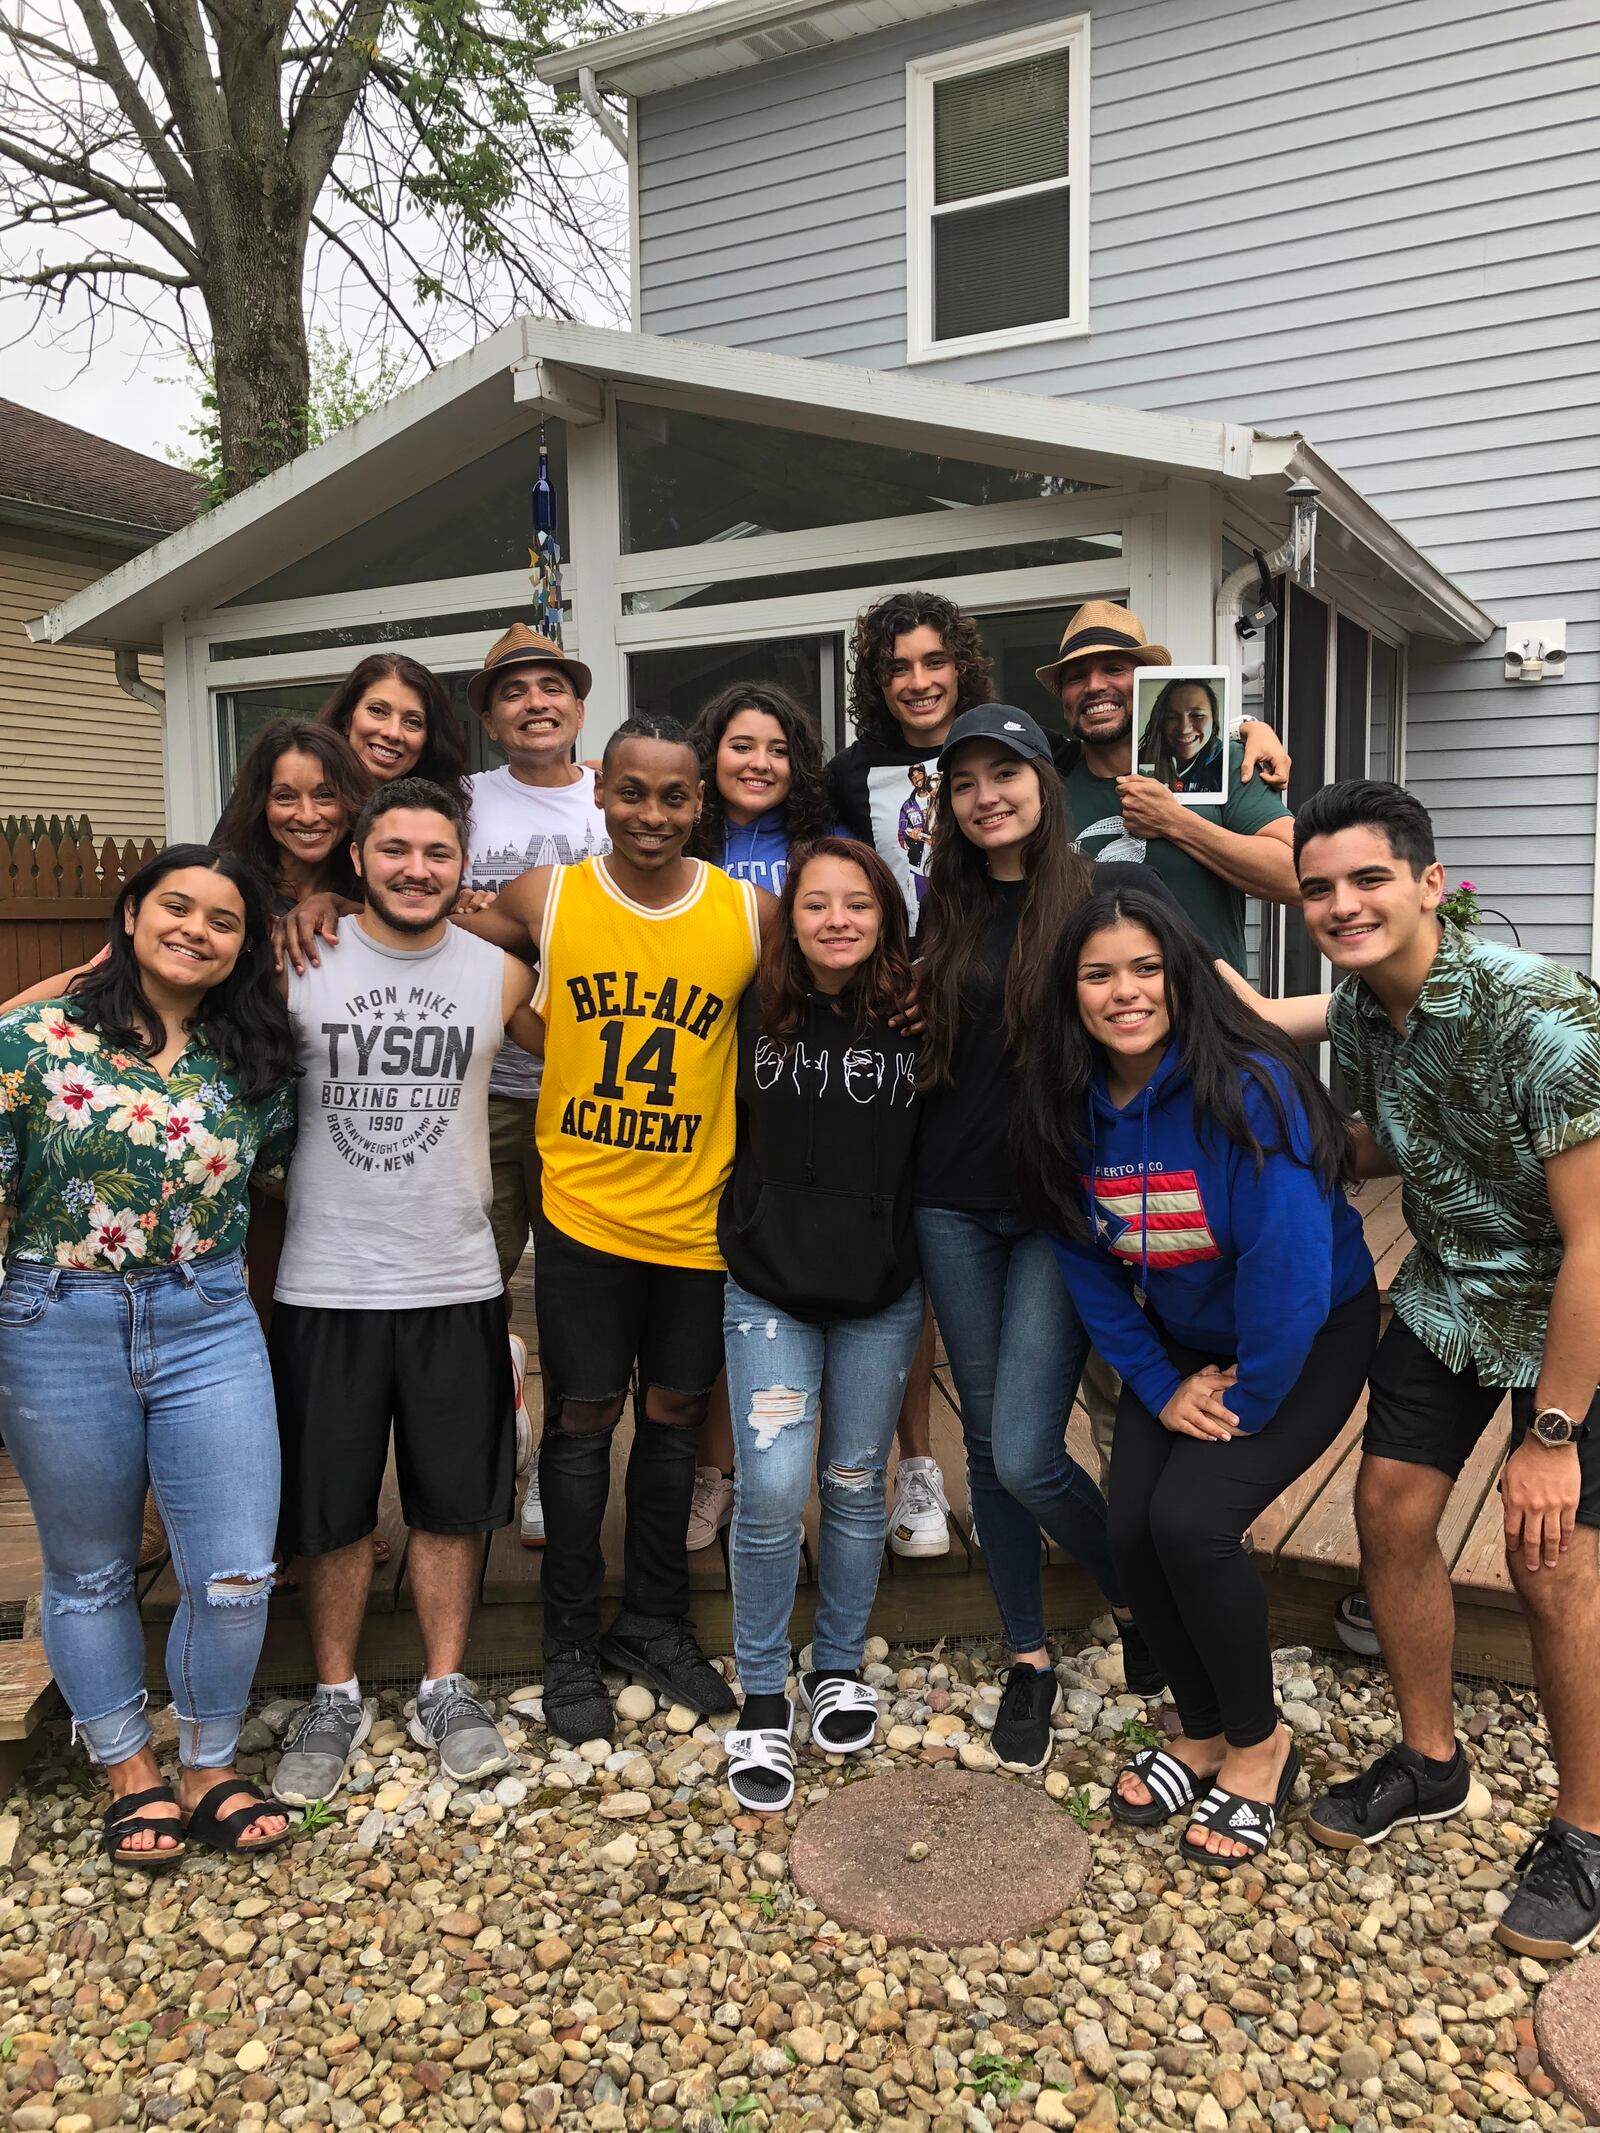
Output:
[717,987,921,1323]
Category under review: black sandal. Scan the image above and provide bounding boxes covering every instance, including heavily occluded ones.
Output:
[182,1778,294,1856]
[1111,1745,1210,1828]
[103,1785,187,1870]
[1180,1744,1301,1868]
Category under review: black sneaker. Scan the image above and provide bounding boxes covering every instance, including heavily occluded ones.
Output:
[599,1614,737,1717]
[991,1662,1060,1771]
[543,1644,615,1745]
[1306,1741,1470,1850]
[1497,1820,1600,1959]
[1118,1617,1167,1699]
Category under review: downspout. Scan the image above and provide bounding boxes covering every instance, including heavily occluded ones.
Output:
[578,66,630,160]
[114,649,166,718]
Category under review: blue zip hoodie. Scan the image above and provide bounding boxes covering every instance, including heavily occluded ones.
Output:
[1050,1047,1373,1434]
[718,810,790,896]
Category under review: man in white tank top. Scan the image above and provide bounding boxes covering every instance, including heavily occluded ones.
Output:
[268,778,537,1808]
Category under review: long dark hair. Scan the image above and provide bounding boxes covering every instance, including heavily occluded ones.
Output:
[759,838,915,1043]
[847,589,993,749]
[212,720,370,904]
[1140,677,1221,788]
[317,654,472,816]
[687,682,833,862]
[917,749,1094,1087]
[67,847,298,1105]
[1017,883,1354,1239]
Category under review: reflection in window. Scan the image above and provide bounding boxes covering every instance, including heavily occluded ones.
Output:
[630,637,845,755]
[222,429,569,606]
[623,533,1119,616]
[618,402,1100,553]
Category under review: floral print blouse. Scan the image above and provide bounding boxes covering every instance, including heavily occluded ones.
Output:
[0,1001,296,1270]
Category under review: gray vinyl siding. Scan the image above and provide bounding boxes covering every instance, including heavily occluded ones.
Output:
[636,0,1600,965]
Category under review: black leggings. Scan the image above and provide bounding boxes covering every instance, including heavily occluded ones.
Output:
[1108,1280,1379,1747]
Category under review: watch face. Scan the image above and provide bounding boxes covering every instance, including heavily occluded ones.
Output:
[1535,1409,1575,1444]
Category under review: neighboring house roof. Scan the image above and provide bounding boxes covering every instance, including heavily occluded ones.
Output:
[24,317,1494,654]
[0,396,203,545]
[538,0,976,96]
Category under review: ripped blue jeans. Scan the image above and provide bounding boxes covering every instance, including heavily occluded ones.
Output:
[0,1251,278,1766]
[724,1275,925,1693]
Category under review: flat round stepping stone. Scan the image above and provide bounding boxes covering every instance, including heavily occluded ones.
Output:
[1533,1955,1600,2115]
[790,1767,1088,1948]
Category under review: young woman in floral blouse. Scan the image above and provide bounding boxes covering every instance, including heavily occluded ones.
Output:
[0,846,299,1866]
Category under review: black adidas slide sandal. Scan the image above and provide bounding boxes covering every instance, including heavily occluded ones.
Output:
[1180,1744,1301,1868]
[1111,1745,1209,1828]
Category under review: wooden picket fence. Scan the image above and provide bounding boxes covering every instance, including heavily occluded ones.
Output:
[0,828,158,1003]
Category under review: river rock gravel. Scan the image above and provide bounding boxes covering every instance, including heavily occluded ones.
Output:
[0,1630,1584,2131]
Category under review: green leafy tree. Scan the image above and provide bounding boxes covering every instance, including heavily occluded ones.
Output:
[0,2,632,495]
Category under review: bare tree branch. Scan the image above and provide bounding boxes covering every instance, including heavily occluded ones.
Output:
[2,253,194,289]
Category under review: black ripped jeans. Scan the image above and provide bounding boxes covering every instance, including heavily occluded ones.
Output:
[533,1214,725,1651]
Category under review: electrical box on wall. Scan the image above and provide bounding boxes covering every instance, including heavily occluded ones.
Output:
[1504,619,1567,682]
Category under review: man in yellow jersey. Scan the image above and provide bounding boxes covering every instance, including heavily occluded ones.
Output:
[468,714,777,1743]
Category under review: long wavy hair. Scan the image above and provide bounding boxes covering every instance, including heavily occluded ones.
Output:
[917,751,1094,1088]
[1139,676,1222,789]
[846,589,993,749]
[758,837,915,1043]
[212,720,370,905]
[687,681,833,863]
[316,654,472,816]
[66,846,298,1105]
[1017,882,1354,1239]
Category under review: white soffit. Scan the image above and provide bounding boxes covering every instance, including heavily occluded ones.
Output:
[537,0,982,96]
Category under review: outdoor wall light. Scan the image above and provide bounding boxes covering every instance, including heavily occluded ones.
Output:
[1286,475,1321,589]
[1504,619,1567,683]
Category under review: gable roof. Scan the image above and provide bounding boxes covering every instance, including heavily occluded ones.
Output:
[0,396,203,542]
[538,0,975,96]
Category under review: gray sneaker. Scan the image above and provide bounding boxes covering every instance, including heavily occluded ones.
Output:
[271,1690,374,1805]
[410,1675,512,1784]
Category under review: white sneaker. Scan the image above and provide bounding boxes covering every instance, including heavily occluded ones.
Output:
[889,1456,950,1558]
[686,1466,734,1553]
[519,1461,545,1550]
[509,1334,534,1480]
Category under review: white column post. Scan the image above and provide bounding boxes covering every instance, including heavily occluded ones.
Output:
[161,617,221,842]
[564,391,627,752]
[1158,478,1222,663]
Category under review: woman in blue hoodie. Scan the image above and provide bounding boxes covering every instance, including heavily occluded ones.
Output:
[1021,883,1377,1867]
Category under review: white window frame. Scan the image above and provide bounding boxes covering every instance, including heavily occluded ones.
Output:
[906,15,1090,366]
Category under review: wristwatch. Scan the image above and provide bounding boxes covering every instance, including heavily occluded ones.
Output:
[1531,1405,1589,1448]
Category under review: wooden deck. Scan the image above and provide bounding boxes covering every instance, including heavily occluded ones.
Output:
[0,1177,1529,1727]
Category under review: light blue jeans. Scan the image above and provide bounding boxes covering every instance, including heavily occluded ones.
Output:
[914,1206,1122,1651]
[0,1251,280,1767]
[725,1275,926,1693]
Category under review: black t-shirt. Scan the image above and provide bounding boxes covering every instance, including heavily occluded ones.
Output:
[914,859,1174,1213]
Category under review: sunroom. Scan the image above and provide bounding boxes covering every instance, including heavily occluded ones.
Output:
[28,315,1490,989]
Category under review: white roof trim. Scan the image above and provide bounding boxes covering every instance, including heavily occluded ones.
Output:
[26,316,1490,652]
[538,0,979,97]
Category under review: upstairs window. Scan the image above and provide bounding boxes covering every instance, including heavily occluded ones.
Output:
[907,18,1088,362]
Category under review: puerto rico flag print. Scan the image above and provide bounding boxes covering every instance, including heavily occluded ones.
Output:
[1087,1169,1221,1269]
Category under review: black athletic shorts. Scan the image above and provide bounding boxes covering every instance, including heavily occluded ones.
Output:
[1365,1315,1600,1529]
[532,1212,725,1413]
[269,1298,515,1557]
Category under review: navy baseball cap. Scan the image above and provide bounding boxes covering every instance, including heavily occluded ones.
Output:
[937,704,1054,772]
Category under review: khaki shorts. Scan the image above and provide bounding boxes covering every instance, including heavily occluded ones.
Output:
[488,1095,540,1288]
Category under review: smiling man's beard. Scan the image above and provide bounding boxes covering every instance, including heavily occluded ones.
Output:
[364,876,453,934]
[1074,697,1133,744]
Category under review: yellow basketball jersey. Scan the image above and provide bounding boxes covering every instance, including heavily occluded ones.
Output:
[534,856,761,1268]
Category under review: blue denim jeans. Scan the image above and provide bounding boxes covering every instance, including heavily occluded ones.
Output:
[0,1252,279,1766]
[725,1276,926,1693]
[914,1206,1122,1650]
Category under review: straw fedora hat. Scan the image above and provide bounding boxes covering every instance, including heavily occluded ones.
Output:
[467,622,592,716]
[1035,600,1172,692]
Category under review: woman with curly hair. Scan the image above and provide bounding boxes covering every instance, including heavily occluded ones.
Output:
[211,719,371,914]
[687,682,833,897]
[316,653,473,820]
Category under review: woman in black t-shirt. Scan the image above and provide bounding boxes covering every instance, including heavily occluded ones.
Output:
[914,705,1168,1772]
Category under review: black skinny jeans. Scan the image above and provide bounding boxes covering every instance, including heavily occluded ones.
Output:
[1108,1280,1379,1747]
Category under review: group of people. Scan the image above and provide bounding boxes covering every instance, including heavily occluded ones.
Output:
[2,587,1598,1966]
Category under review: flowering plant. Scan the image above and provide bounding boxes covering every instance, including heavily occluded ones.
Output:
[1439,880,1480,929]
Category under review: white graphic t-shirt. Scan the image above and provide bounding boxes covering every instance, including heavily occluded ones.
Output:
[465,765,609,1101]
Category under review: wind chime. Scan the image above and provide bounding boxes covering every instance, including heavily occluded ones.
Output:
[530,426,563,642]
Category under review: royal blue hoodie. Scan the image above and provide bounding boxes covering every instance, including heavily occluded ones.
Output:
[1050,1047,1373,1434]
[718,809,790,897]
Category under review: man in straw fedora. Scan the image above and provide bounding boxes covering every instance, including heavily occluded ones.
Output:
[1038,600,1299,978]
[461,625,611,1551]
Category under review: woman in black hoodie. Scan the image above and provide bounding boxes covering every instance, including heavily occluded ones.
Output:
[718,838,924,1812]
